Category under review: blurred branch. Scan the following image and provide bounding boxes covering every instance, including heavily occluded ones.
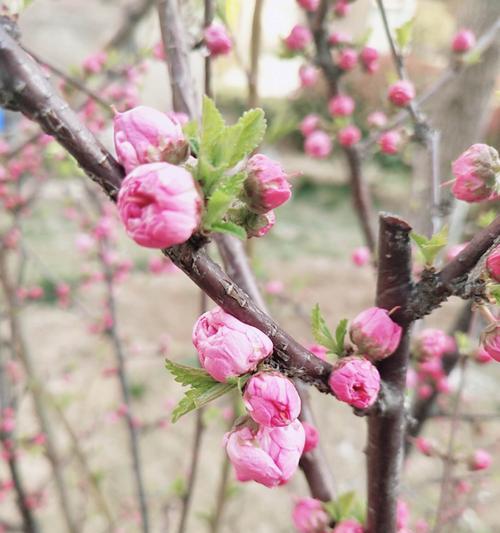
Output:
[248,0,265,108]
[367,213,413,533]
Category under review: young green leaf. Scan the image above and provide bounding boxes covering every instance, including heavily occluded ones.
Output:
[210,221,247,240]
[203,189,234,227]
[334,319,349,355]
[395,18,414,50]
[323,492,365,523]
[489,284,500,305]
[200,96,226,166]
[410,226,448,266]
[220,108,267,167]
[311,304,337,352]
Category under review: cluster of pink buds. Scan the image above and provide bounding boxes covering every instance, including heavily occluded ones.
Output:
[203,23,233,57]
[412,329,456,398]
[450,144,500,203]
[113,105,203,249]
[192,307,306,487]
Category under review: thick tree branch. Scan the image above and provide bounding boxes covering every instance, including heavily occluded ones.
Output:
[366,214,413,533]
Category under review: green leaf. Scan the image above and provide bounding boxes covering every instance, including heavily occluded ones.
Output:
[488,284,500,305]
[410,226,448,266]
[311,304,337,352]
[183,120,199,139]
[165,359,216,389]
[355,28,373,48]
[324,492,366,523]
[225,0,241,30]
[477,210,496,228]
[454,331,472,354]
[334,319,349,356]
[463,49,482,65]
[395,18,414,50]
[203,172,246,227]
[200,96,226,166]
[210,221,247,240]
[220,108,266,167]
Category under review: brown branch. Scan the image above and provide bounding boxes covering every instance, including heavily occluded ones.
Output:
[248,0,265,108]
[366,213,413,533]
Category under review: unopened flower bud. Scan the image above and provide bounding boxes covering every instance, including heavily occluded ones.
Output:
[204,23,232,56]
[328,94,355,117]
[379,130,402,155]
[452,29,476,53]
[388,80,415,107]
[304,131,332,159]
[302,421,320,453]
[338,125,361,147]
[292,498,329,532]
[284,25,312,51]
[468,448,492,471]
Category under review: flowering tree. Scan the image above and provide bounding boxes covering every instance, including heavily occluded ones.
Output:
[0,0,499,532]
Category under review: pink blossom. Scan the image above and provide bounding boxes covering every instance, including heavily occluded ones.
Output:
[302,421,319,453]
[117,163,201,249]
[299,65,319,88]
[82,51,107,74]
[167,111,189,126]
[350,307,402,361]
[28,286,44,300]
[415,436,434,456]
[265,280,284,295]
[486,245,500,282]
[475,346,493,364]
[338,48,358,71]
[328,94,355,117]
[451,144,499,203]
[297,0,320,12]
[367,111,387,129]
[308,344,328,361]
[379,130,402,155]
[455,480,472,494]
[300,114,321,137]
[414,329,455,360]
[204,23,233,56]
[406,367,417,389]
[333,519,364,533]
[193,307,273,382]
[333,0,350,18]
[247,210,276,238]
[388,80,415,107]
[328,31,352,46]
[468,448,492,471]
[436,376,451,394]
[452,29,476,53]
[243,372,301,427]
[114,106,189,173]
[304,131,332,159]
[284,25,313,51]
[351,246,370,267]
[360,46,379,73]
[338,125,361,147]
[244,154,291,214]
[418,383,432,399]
[148,256,178,275]
[292,498,329,532]
[396,500,410,530]
[482,324,500,362]
[329,356,380,409]
[152,41,165,60]
[224,419,305,487]
[445,243,468,262]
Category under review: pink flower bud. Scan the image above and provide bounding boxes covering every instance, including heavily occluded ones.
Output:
[388,80,415,107]
[351,246,370,267]
[445,242,468,262]
[379,130,402,155]
[397,500,410,530]
[468,448,492,471]
[418,383,432,399]
[265,280,284,295]
[452,29,476,53]
[304,131,332,159]
[415,436,434,456]
[451,144,500,203]
[292,498,329,533]
[329,356,380,409]
[481,324,500,362]
[328,31,352,46]
[360,46,379,73]
[204,23,232,56]
[302,421,320,453]
[297,0,320,12]
[338,48,358,70]
[244,154,291,214]
[224,419,305,487]
[486,246,500,282]
[247,210,276,238]
[333,0,350,18]
[167,111,189,126]
[367,111,387,129]
[350,307,402,361]
[328,94,355,117]
[338,125,361,147]
[300,114,321,137]
[117,163,202,249]
[193,307,273,382]
[243,372,301,427]
[284,25,313,51]
[414,328,455,360]
[332,519,364,533]
[475,346,493,364]
[114,106,189,173]
[299,65,319,88]
[308,343,328,360]
[82,51,107,74]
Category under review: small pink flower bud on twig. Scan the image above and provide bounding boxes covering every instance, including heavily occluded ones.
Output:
[284,25,313,51]
[304,131,332,159]
[486,245,500,282]
[468,448,492,471]
[379,130,402,155]
[338,125,361,147]
[388,80,415,107]
[452,29,476,53]
[297,0,320,12]
[302,421,320,453]
[332,519,364,532]
[338,48,358,71]
[328,94,355,117]
[204,23,233,57]
[351,246,371,266]
[360,46,379,73]
[292,498,329,532]
[299,64,319,88]
[300,114,321,137]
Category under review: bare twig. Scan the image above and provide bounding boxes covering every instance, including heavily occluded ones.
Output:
[366,214,413,533]
[248,0,265,108]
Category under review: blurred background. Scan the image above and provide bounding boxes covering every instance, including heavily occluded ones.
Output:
[0,0,499,532]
